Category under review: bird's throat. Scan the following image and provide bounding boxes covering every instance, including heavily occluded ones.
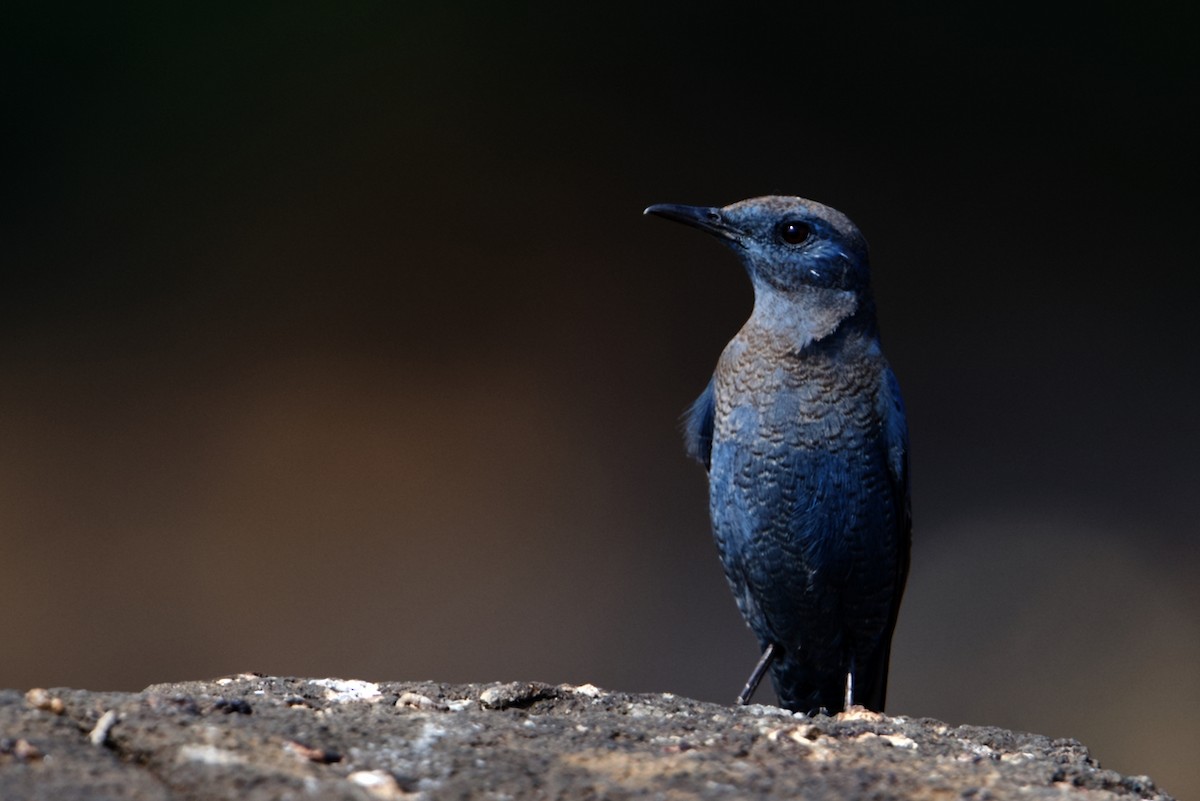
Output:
[749,285,861,351]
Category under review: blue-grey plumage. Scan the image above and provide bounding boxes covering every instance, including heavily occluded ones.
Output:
[645,196,911,715]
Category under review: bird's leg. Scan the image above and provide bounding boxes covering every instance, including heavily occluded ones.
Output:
[736,643,777,706]
[843,656,856,710]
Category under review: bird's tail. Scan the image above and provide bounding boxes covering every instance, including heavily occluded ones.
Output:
[770,634,893,715]
[769,653,849,716]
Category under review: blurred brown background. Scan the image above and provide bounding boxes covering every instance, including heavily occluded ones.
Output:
[4,3,1197,797]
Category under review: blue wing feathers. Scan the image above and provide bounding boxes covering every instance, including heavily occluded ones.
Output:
[683,377,716,470]
[880,366,909,488]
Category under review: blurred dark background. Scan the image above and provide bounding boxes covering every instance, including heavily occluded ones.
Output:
[4,3,1197,797]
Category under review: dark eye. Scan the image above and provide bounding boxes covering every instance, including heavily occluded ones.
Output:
[778,220,812,245]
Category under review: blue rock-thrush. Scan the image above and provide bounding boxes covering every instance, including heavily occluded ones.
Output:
[645,196,910,714]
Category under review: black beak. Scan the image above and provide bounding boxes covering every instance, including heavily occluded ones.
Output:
[643,203,744,243]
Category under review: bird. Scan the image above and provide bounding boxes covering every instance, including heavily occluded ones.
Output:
[644,196,910,715]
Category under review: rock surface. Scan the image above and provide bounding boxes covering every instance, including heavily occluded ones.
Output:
[0,675,1174,800]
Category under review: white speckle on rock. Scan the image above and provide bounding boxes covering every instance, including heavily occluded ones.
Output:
[956,741,999,761]
[625,702,663,718]
[744,703,792,718]
[397,692,446,711]
[445,698,473,712]
[88,710,118,747]
[838,707,885,722]
[25,688,65,714]
[177,744,247,766]
[879,733,918,750]
[348,770,406,799]
[411,720,447,753]
[310,679,383,703]
[568,684,603,698]
[766,724,825,746]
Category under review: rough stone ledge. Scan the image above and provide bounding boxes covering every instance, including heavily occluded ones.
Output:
[0,675,1175,800]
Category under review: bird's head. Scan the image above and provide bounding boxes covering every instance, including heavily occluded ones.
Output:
[644,195,871,295]
[645,196,876,344]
